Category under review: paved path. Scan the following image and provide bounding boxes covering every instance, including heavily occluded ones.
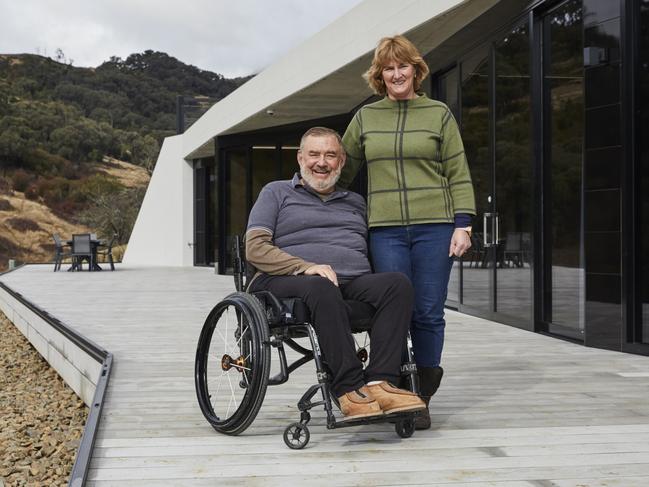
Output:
[2,265,649,486]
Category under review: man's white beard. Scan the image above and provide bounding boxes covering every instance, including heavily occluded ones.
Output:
[301,166,342,191]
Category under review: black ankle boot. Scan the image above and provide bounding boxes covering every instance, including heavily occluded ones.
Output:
[415,366,444,430]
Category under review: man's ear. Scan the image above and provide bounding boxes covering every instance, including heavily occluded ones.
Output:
[339,151,347,167]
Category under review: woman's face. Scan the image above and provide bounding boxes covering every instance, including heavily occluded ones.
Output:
[381,59,416,100]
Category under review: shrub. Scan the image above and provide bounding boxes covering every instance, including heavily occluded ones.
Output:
[50,199,81,218]
[0,176,13,195]
[24,184,39,200]
[6,217,41,232]
[36,177,70,206]
[0,198,13,211]
[60,159,79,180]
[79,186,145,244]
[11,169,32,192]
[0,235,22,271]
[21,148,71,175]
[75,173,122,198]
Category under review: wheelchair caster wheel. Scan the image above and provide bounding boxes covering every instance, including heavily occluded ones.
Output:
[283,422,310,449]
[395,418,415,438]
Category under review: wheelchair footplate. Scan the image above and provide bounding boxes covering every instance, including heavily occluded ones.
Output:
[283,383,420,449]
[332,410,419,439]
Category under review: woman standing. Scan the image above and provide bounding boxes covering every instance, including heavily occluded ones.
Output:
[340,35,476,429]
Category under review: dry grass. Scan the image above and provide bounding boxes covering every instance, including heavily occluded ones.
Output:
[0,192,91,269]
[93,157,150,188]
[0,158,149,270]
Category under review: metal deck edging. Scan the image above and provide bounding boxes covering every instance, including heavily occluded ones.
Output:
[0,280,113,487]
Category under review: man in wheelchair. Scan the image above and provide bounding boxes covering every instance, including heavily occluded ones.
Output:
[246,126,425,420]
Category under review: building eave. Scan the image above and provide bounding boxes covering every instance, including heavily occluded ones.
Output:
[182,0,500,161]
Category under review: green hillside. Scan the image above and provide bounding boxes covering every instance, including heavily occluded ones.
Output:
[0,51,250,268]
[0,50,250,172]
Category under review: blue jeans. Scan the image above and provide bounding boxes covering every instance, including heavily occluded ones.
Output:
[369,223,454,368]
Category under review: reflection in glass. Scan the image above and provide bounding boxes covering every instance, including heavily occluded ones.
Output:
[281,147,299,180]
[436,68,461,304]
[252,147,278,201]
[495,22,533,321]
[545,0,584,332]
[226,149,248,271]
[438,68,459,118]
[194,163,208,265]
[460,47,491,311]
[208,162,218,266]
[641,0,649,343]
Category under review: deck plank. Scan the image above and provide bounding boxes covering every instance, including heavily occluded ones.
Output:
[2,264,649,486]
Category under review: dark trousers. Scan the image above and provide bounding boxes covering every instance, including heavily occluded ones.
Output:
[250,272,413,396]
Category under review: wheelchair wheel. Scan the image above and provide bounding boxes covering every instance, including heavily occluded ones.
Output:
[283,422,310,449]
[395,418,415,438]
[195,292,270,435]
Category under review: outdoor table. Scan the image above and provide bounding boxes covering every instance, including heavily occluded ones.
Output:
[67,238,105,271]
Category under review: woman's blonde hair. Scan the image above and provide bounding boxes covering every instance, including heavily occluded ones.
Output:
[363,35,430,96]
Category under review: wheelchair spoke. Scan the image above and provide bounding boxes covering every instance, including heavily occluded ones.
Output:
[195,292,270,434]
[204,302,253,423]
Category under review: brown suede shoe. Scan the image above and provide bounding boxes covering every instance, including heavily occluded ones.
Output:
[366,381,426,415]
[337,386,383,420]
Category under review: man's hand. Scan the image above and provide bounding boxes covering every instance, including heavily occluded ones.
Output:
[449,229,472,257]
[304,264,339,286]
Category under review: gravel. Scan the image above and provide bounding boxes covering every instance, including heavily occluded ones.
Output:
[0,312,88,486]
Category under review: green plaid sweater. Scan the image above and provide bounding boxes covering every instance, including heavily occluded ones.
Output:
[341,95,476,228]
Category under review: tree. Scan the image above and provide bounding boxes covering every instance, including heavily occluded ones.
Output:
[55,48,67,64]
[0,119,36,166]
[0,80,10,116]
[78,186,145,244]
[131,134,159,173]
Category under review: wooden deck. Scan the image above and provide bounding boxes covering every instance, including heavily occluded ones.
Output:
[2,264,649,486]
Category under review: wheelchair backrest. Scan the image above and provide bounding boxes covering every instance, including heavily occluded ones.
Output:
[233,235,256,292]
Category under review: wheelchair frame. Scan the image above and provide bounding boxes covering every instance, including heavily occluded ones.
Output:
[194,236,420,449]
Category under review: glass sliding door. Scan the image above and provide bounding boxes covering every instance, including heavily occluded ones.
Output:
[443,20,534,328]
[225,148,248,272]
[193,158,217,266]
[193,161,208,265]
[494,22,533,323]
[543,0,585,338]
[252,146,279,201]
[640,0,649,343]
[437,67,461,306]
[281,144,299,180]
[460,47,493,315]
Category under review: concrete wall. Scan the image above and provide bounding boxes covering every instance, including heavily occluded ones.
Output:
[123,135,194,266]
[0,285,101,406]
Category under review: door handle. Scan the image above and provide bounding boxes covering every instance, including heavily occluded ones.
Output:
[483,213,489,247]
[483,212,499,247]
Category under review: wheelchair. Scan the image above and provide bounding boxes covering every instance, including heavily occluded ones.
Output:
[194,237,421,449]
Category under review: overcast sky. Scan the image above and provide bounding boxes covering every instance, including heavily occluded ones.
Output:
[1,0,364,78]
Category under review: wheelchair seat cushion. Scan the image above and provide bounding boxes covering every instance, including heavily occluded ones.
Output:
[281,298,375,332]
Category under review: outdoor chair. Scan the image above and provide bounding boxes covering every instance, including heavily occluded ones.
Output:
[503,232,525,268]
[52,234,72,272]
[71,233,94,271]
[96,234,116,271]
